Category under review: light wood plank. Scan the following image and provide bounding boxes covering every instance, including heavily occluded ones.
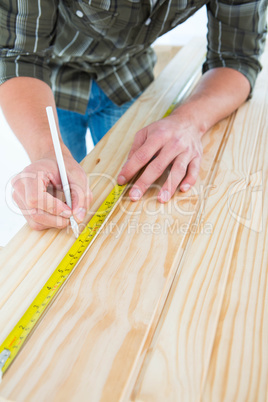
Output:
[132,44,268,402]
[153,46,181,78]
[0,39,206,323]
[0,39,231,401]
[0,397,14,402]
[201,73,268,402]
[0,117,228,401]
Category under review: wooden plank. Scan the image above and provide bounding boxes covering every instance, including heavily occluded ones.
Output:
[0,397,14,402]
[0,39,231,401]
[0,39,205,319]
[132,44,268,401]
[0,116,230,401]
[153,46,181,78]
[0,46,181,309]
[201,72,268,402]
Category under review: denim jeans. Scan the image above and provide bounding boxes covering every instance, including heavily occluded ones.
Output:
[57,80,138,162]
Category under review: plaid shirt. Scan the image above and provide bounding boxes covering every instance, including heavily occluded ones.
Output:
[0,0,267,114]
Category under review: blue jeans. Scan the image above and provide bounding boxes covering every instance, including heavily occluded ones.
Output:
[57,80,138,162]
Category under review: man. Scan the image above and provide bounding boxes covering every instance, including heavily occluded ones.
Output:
[0,0,267,230]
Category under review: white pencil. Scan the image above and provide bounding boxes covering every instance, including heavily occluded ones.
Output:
[46,106,79,238]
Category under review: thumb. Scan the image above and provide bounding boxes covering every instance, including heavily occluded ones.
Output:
[69,170,92,223]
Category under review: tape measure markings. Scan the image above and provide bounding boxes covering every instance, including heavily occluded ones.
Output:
[0,183,127,378]
[0,76,199,379]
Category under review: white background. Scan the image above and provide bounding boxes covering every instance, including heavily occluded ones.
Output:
[0,7,207,246]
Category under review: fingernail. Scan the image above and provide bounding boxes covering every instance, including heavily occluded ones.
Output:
[118,175,126,185]
[60,209,72,218]
[129,188,142,201]
[75,207,86,222]
[180,184,190,192]
[159,190,170,203]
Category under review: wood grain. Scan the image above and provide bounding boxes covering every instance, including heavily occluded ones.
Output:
[0,38,228,401]
[132,44,268,402]
[201,62,268,402]
[0,39,206,339]
[1,38,266,402]
[0,40,209,401]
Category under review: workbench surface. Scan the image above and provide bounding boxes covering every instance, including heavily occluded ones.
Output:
[0,39,267,402]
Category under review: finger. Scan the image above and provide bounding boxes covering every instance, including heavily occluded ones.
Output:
[13,191,69,230]
[118,129,148,185]
[158,152,190,203]
[118,130,147,185]
[29,208,70,229]
[24,174,72,217]
[128,142,182,201]
[180,157,201,192]
[13,188,34,218]
[70,172,92,223]
[118,136,162,185]
[127,129,147,160]
[11,173,29,203]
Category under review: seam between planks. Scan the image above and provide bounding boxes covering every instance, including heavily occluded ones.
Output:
[199,81,268,401]
[129,40,268,395]
[127,112,236,401]
[0,40,207,364]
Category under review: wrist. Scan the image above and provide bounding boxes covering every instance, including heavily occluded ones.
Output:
[170,101,208,138]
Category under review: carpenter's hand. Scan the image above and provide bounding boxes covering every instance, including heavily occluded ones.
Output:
[12,153,92,230]
[117,114,203,202]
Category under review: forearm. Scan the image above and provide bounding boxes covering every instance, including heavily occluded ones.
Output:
[0,77,70,161]
[171,67,251,135]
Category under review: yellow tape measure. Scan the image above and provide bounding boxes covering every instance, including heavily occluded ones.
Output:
[0,81,194,380]
[0,183,127,379]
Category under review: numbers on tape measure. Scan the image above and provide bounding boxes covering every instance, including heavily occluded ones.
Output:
[0,184,127,377]
[2,115,187,376]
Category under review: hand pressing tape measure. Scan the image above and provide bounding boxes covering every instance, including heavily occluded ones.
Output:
[0,75,197,380]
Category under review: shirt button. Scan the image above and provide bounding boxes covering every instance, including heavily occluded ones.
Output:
[145,17,151,26]
[76,10,84,18]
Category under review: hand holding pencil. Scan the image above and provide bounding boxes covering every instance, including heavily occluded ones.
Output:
[11,107,91,232]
